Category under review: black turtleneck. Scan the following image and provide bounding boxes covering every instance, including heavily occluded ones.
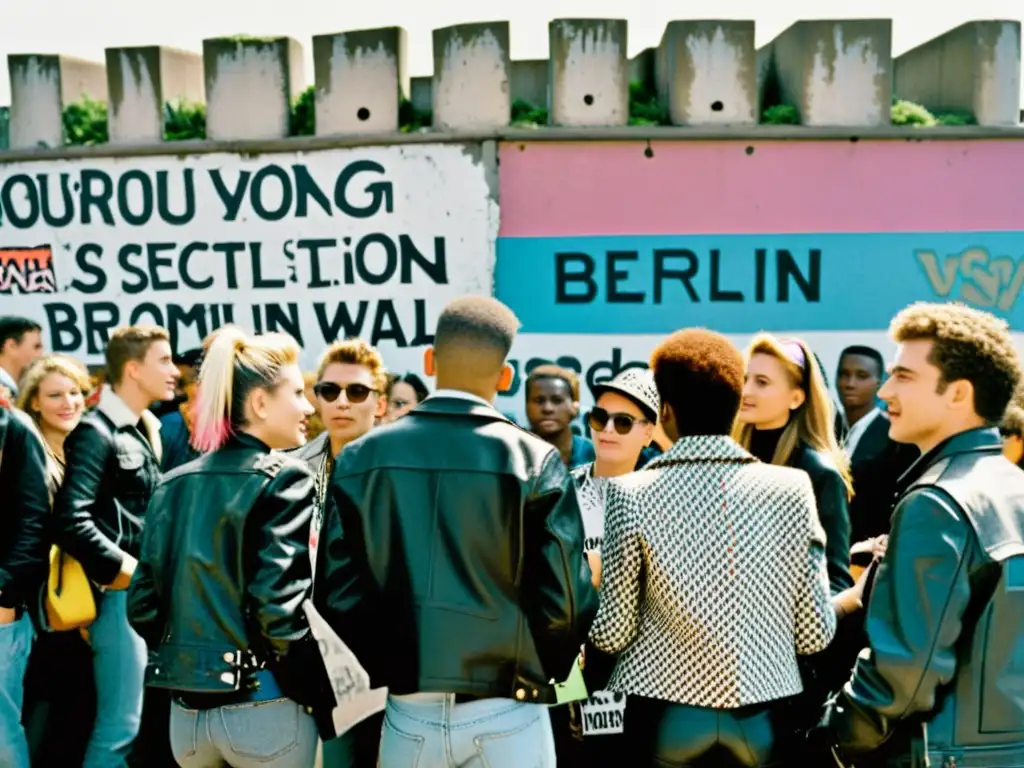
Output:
[749,426,786,464]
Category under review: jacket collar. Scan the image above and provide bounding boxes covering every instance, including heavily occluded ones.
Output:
[898,426,1002,490]
[291,431,329,463]
[97,385,163,461]
[413,394,510,423]
[643,434,756,470]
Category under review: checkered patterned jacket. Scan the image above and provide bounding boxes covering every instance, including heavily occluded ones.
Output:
[589,435,837,709]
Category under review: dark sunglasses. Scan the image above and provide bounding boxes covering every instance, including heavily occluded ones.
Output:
[313,382,376,404]
[588,407,647,435]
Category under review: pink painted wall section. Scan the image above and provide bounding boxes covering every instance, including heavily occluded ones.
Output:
[497,140,1024,237]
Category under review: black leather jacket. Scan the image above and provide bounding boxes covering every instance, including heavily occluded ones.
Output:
[826,428,1024,766]
[790,443,854,595]
[314,394,599,702]
[0,407,49,609]
[53,388,162,586]
[127,434,334,723]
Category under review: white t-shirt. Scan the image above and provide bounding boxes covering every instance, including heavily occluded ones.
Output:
[572,463,610,555]
[571,462,627,735]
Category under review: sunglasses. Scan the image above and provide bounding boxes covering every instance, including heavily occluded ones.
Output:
[313,382,376,404]
[588,407,647,435]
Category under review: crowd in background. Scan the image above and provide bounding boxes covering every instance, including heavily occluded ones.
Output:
[1,297,1023,768]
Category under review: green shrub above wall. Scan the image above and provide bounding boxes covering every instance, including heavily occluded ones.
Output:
[56,90,981,146]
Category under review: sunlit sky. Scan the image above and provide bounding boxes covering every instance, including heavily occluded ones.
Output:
[2,0,1023,105]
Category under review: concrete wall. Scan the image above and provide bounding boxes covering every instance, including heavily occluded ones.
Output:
[2,136,1024,425]
[2,18,1021,148]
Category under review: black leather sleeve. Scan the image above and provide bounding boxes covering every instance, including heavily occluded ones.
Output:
[0,411,50,608]
[809,461,854,594]
[826,487,973,756]
[313,479,382,671]
[127,483,171,649]
[52,420,124,586]
[244,462,317,655]
[521,451,600,681]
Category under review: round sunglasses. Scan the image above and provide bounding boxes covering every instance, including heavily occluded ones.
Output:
[313,382,377,404]
[588,407,648,435]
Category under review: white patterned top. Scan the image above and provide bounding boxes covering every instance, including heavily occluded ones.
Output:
[572,463,610,555]
[589,435,837,709]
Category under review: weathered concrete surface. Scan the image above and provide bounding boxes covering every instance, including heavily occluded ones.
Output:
[895,21,1021,126]
[8,54,107,149]
[106,46,203,144]
[314,27,408,135]
[432,22,510,130]
[549,18,629,126]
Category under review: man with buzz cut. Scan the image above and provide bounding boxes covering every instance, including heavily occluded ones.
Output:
[315,295,598,767]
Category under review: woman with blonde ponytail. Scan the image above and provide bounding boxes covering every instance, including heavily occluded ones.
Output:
[126,326,335,768]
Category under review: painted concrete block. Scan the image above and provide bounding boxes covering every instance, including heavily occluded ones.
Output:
[765,19,892,126]
[658,21,756,126]
[549,19,629,126]
[314,26,408,135]
[895,21,1021,127]
[105,46,203,144]
[8,54,106,150]
[511,60,547,110]
[203,36,305,141]
[432,21,510,130]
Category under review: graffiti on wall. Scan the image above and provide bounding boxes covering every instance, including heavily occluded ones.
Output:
[0,145,497,371]
[492,140,1024,423]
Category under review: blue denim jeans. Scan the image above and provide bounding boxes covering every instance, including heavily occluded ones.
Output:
[169,698,318,767]
[380,693,556,768]
[83,589,148,768]
[0,613,33,767]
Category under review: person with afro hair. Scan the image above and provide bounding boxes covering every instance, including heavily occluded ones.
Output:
[586,328,841,766]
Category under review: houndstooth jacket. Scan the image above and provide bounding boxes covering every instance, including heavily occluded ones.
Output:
[589,434,837,709]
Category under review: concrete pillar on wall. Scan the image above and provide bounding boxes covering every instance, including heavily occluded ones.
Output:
[549,19,629,127]
[657,21,756,126]
[8,54,106,150]
[432,21,511,130]
[203,37,305,140]
[313,26,408,135]
[895,21,1021,127]
[510,60,548,109]
[763,19,892,126]
[105,46,203,144]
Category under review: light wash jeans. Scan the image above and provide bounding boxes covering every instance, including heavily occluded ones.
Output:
[83,589,148,768]
[169,698,318,767]
[380,692,556,768]
[0,613,33,768]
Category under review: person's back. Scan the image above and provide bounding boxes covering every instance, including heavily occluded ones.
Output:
[596,442,835,709]
[315,295,597,768]
[127,327,335,768]
[324,395,590,695]
[588,329,837,767]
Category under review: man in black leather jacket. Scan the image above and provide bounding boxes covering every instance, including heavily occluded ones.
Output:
[53,325,179,768]
[0,403,49,767]
[315,295,599,766]
[818,302,1024,767]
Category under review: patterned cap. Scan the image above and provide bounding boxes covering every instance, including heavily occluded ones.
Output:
[591,368,661,422]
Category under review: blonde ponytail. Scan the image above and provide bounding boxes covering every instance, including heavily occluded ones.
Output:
[192,326,302,453]
[192,326,247,452]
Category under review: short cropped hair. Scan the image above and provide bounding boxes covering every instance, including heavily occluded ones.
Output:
[838,345,884,379]
[316,338,388,392]
[890,302,1021,424]
[650,328,744,435]
[105,325,170,384]
[526,364,580,401]
[0,316,42,351]
[434,296,520,363]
